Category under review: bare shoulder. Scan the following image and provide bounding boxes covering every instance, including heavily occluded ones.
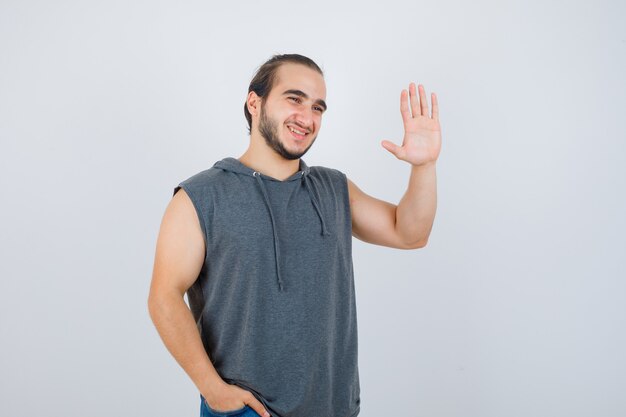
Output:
[346,177,388,210]
[170,187,197,222]
[149,188,206,299]
[346,177,365,206]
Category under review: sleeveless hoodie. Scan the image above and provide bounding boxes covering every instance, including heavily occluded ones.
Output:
[173,157,361,417]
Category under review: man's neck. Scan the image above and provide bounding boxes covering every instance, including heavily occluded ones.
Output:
[238,140,301,182]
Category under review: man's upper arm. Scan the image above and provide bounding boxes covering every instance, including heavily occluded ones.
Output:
[347,178,422,250]
[149,188,206,300]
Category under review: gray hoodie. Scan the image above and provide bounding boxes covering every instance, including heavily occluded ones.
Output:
[173,157,361,417]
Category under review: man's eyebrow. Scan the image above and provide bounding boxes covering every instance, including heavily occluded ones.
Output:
[282,89,328,112]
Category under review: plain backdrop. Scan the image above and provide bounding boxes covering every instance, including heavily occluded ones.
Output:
[1,0,625,416]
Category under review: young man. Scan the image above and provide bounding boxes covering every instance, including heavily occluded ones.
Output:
[148,54,441,417]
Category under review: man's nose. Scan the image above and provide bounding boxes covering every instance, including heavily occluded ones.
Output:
[294,108,314,131]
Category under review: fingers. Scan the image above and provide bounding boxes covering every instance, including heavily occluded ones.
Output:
[381,140,405,160]
[409,83,420,119]
[400,89,411,124]
[417,84,429,117]
[406,83,438,120]
[246,393,271,417]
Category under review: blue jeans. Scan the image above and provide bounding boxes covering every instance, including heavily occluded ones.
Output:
[200,394,263,417]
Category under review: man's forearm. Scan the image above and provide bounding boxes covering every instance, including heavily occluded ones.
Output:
[148,292,225,397]
[395,161,437,246]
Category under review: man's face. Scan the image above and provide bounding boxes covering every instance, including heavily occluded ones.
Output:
[256,63,327,160]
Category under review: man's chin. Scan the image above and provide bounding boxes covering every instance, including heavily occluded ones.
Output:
[264,133,316,161]
[277,147,308,161]
[288,142,316,160]
[281,146,307,160]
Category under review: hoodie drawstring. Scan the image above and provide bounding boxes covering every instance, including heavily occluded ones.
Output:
[253,171,285,291]
[253,169,330,292]
[302,170,330,237]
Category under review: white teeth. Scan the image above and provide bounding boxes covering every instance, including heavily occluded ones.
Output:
[288,126,306,135]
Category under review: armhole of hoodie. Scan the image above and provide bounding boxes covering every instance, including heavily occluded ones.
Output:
[173,183,208,253]
[334,169,353,232]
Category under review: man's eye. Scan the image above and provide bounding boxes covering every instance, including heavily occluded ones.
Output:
[314,106,324,113]
[289,97,301,103]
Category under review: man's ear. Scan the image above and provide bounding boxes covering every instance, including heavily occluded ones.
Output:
[247,91,261,117]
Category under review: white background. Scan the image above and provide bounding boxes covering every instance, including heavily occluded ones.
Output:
[1,0,625,416]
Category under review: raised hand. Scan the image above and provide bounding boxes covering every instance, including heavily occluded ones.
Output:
[381,83,441,167]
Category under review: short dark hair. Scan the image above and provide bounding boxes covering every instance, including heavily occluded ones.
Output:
[244,53,324,135]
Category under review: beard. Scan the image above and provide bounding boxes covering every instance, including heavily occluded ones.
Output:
[258,102,316,161]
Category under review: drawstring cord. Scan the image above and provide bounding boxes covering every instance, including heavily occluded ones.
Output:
[301,171,330,237]
[253,171,284,292]
[253,169,330,292]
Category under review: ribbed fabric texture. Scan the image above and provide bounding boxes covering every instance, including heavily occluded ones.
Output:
[173,157,361,417]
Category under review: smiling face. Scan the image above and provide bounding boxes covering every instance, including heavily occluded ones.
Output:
[254,63,327,160]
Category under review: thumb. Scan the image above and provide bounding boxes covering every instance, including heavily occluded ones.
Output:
[381,140,403,159]
[247,396,271,417]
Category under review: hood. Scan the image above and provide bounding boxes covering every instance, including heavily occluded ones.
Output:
[213,157,330,292]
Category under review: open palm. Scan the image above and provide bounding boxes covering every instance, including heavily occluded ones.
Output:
[381,83,441,166]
